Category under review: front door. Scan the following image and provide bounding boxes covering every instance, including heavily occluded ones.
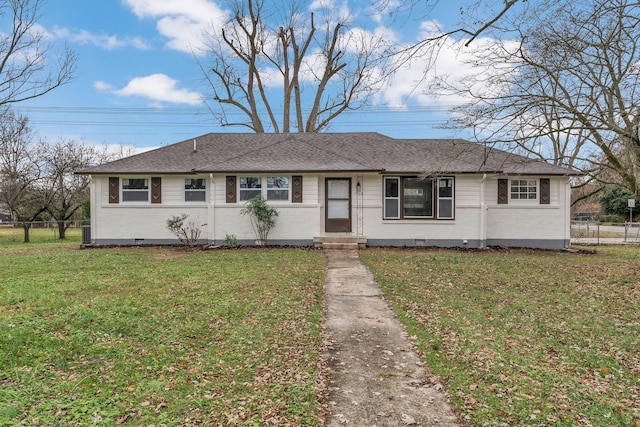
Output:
[325,178,351,232]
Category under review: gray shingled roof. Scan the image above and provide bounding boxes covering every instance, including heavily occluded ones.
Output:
[77,132,579,176]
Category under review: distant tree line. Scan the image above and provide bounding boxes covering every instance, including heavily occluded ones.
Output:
[0,110,128,242]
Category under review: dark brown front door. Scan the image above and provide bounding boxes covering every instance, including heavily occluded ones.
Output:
[325,178,351,232]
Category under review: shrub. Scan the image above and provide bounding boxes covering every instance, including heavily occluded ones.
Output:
[240,196,279,246]
[223,233,238,248]
[166,214,206,247]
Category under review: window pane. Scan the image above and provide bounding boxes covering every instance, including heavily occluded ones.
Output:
[328,200,349,219]
[185,191,206,202]
[385,178,399,197]
[122,191,149,202]
[185,178,206,190]
[385,199,399,218]
[123,178,148,190]
[328,180,349,199]
[438,178,453,197]
[240,177,261,189]
[268,176,289,189]
[439,199,453,218]
[239,189,262,201]
[403,178,433,217]
[267,189,288,200]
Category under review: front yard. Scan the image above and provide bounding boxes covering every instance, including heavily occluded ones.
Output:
[0,243,326,426]
[362,247,640,426]
[1,236,639,426]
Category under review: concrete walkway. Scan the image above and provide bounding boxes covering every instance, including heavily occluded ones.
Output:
[322,249,460,427]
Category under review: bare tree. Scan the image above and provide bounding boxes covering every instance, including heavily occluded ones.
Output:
[43,139,96,239]
[0,111,48,242]
[0,0,76,108]
[441,0,640,197]
[199,0,394,133]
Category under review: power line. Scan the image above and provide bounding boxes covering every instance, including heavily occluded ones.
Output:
[14,103,460,138]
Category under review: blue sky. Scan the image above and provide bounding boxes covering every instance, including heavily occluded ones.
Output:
[11,0,497,150]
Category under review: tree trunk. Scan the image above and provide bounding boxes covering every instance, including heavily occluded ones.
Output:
[22,223,31,243]
[57,221,66,239]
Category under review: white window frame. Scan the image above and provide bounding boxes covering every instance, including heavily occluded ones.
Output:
[121,177,149,203]
[266,176,290,201]
[239,176,291,202]
[510,179,538,201]
[437,177,455,219]
[184,178,207,203]
[239,176,263,201]
[384,177,400,219]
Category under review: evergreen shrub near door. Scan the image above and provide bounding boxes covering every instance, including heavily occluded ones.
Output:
[240,196,279,246]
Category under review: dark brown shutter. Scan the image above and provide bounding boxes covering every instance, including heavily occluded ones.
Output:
[497,179,508,204]
[539,178,550,205]
[292,175,303,203]
[151,177,162,204]
[108,177,119,204]
[226,176,236,203]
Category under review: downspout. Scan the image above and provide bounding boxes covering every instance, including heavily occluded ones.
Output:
[89,175,95,244]
[209,173,215,244]
[480,173,487,248]
[565,177,571,248]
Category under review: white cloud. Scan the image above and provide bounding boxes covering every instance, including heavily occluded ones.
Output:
[122,0,227,53]
[93,81,114,91]
[309,0,353,24]
[378,22,519,109]
[52,26,151,50]
[97,74,203,105]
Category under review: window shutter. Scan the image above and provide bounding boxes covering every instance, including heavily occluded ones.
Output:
[292,175,303,203]
[109,177,119,204]
[497,179,508,204]
[226,176,237,203]
[539,178,550,204]
[151,177,162,204]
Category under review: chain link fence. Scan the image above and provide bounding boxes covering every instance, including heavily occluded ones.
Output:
[571,221,640,245]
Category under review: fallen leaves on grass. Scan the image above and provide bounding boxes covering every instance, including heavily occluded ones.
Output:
[362,247,640,426]
[1,248,327,426]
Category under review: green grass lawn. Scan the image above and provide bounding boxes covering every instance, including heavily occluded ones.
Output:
[3,240,639,426]
[0,243,326,426]
[361,247,640,426]
[0,226,82,246]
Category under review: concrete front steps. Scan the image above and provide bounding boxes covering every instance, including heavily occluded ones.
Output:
[314,236,367,250]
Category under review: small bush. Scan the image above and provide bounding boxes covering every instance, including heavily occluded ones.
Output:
[223,233,238,248]
[166,214,206,247]
[240,196,279,246]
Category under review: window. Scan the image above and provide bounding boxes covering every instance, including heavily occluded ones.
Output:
[510,179,537,200]
[438,177,454,219]
[185,178,206,202]
[384,177,400,218]
[384,176,454,220]
[267,176,289,200]
[403,177,433,217]
[239,177,262,201]
[122,178,149,202]
[239,176,291,202]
